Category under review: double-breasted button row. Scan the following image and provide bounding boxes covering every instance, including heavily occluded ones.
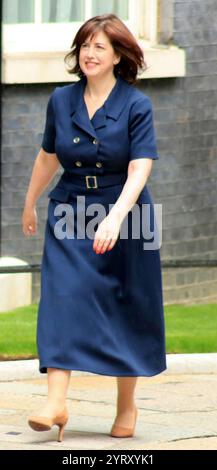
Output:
[75,161,103,168]
[73,137,99,146]
[73,135,101,168]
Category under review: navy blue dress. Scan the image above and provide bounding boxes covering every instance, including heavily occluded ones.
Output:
[37,74,167,376]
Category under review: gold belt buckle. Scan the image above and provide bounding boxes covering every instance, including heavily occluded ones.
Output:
[85,175,98,189]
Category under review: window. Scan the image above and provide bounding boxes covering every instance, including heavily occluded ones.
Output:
[42,0,85,23]
[2,0,186,83]
[2,0,151,53]
[3,0,35,23]
[92,0,128,19]
[3,0,129,25]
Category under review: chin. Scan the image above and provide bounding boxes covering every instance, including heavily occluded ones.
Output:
[85,71,103,78]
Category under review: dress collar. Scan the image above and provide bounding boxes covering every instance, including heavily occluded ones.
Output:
[70,74,132,139]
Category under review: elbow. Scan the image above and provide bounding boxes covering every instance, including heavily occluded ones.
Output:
[127,158,153,179]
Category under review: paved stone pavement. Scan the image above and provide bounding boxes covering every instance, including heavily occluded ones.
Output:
[0,371,217,450]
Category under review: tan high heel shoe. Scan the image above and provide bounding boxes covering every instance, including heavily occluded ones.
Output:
[28,406,68,442]
[110,406,138,438]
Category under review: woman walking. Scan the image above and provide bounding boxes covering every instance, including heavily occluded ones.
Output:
[22,13,167,442]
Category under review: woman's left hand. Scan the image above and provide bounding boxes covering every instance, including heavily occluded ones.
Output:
[93,212,122,254]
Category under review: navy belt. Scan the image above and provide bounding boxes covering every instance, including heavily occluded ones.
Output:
[62,171,127,189]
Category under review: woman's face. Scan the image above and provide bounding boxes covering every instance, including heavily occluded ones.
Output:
[79,30,120,78]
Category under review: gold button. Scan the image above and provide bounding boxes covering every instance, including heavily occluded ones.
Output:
[92,138,98,145]
[73,137,80,143]
[96,162,102,168]
[75,161,82,167]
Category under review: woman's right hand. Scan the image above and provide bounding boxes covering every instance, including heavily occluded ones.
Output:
[22,205,38,237]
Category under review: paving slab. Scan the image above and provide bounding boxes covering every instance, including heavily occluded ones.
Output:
[0,372,217,450]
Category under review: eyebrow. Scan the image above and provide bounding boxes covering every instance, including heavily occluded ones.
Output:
[83,41,105,45]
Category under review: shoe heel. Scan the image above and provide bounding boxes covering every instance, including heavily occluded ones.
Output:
[58,423,66,442]
[28,406,68,442]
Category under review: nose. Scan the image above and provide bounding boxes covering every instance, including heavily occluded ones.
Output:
[87,53,95,60]
[86,45,96,58]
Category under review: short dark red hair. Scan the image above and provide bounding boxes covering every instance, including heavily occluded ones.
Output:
[64,14,147,84]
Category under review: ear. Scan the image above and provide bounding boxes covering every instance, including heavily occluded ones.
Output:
[114,55,121,65]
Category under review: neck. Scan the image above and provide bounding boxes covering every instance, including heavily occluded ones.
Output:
[84,73,117,100]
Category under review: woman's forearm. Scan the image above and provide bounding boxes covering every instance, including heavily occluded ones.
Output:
[24,149,60,208]
[109,160,152,224]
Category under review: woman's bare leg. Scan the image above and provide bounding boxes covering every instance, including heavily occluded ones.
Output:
[113,377,138,427]
[37,368,71,416]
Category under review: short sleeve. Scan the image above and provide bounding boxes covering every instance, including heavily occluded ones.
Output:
[41,90,56,153]
[129,97,159,161]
